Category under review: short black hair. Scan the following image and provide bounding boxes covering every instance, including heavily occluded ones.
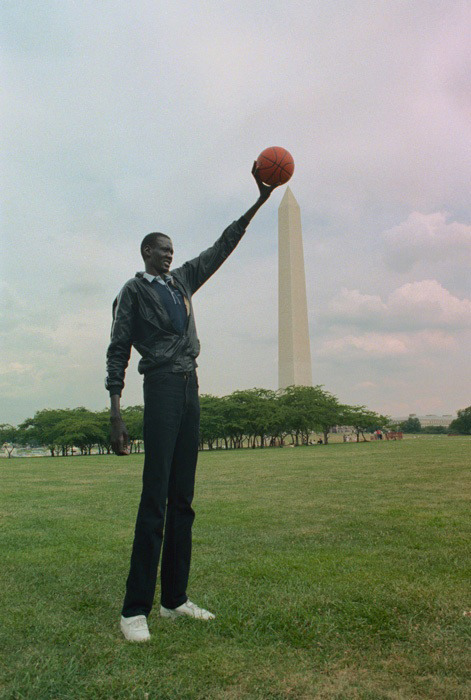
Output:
[140,232,170,260]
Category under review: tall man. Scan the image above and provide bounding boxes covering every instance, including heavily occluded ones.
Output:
[106,164,279,641]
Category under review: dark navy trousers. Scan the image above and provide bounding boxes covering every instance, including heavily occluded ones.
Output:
[122,371,200,617]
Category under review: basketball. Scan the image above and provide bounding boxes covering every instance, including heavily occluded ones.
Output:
[256,146,295,186]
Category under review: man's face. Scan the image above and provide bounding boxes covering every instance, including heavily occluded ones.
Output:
[144,236,174,275]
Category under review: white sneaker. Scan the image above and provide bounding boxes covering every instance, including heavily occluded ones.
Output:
[160,599,215,620]
[120,614,150,642]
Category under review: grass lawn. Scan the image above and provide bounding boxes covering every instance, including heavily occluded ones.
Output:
[1,437,470,699]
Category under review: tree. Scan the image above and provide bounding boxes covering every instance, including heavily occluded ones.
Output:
[265,397,290,447]
[449,406,471,435]
[199,394,225,449]
[0,424,17,457]
[421,425,448,434]
[399,416,422,433]
[219,394,246,449]
[51,409,104,455]
[341,406,389,442]
[278,386,316,445]
[279,385,342,445]
[19,408,106,456]
[225,389,277,448]
[20,409,74,456]
[122,406,144,452]
[95,410,114,454]
[311,389,342,445]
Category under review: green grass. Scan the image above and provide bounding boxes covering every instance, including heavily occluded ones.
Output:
[1,438,470,699]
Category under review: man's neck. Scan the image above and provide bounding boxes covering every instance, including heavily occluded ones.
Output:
[146,269,168,278]
[145,267,160,277]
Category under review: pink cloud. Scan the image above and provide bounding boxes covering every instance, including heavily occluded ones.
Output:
[321,330,456,358]
[329,288,386,317]
[383,212,471,273]
[388,280,471,328]
[328,280,471,330]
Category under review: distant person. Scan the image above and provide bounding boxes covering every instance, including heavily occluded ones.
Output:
[105,164,279,642]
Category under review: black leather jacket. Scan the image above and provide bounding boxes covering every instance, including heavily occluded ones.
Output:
[105,218,247,396]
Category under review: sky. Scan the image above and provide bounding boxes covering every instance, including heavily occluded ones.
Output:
[1,0,470,425]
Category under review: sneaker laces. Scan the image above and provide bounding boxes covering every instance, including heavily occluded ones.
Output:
[186,600,209,618]
[129,616,147,629]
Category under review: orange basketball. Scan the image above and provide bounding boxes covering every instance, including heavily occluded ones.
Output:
[256,146,294,186]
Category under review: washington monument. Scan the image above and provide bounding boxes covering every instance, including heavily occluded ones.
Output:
[278,187,312,388]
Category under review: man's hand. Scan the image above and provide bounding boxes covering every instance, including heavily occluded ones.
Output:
[110,416,130,456]
[252,161,281,201]
[241,163,282,226]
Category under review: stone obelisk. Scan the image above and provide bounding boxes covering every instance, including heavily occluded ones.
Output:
[278,187,312,388]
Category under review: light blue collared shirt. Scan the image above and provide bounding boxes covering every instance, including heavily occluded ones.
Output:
[143,271,182,306]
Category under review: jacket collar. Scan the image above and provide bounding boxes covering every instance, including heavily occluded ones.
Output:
[142,271,174,285]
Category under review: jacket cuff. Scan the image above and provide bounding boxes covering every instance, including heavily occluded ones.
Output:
[108,386,122,397]
[237,215,249,230]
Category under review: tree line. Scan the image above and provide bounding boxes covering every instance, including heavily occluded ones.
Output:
[396,412,471,435]
[198,387,390,449]
[1,387,469,457]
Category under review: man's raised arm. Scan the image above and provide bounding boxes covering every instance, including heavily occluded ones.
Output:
[178,163,280,295]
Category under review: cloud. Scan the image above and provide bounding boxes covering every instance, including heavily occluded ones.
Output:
[58,282,105,298]
[383,212,471,273]
[0,362,33,376]
[320,280,470,364]
[329,288,386,319]
[327,280,471,331]
[321,329,456,359]
[0,282,34,332]
[388,280,471,329]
